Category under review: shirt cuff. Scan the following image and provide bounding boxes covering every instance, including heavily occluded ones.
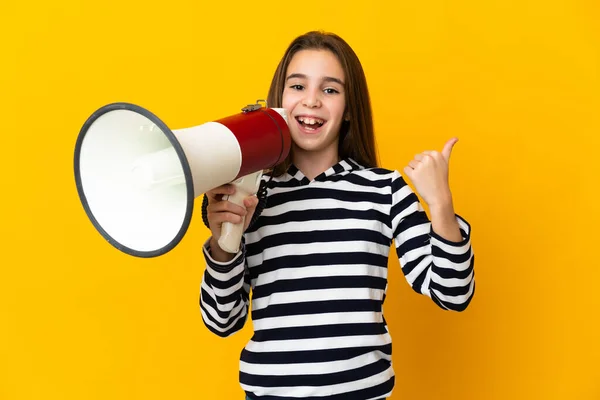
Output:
[430,213,471,247]
[202,237,246,273]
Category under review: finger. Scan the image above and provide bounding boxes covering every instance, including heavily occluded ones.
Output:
[243,196,260,230]
[420,151,437,164]
[422,150,442,158]
[442,137,458,160]
[408,160,420,169]
[243,195,259,210]
[403,166,414,181]
[207,192,224,203]
[206,184,236,202]
[208,212,244,226]
[415,153,437,163]
[207,200,248,216]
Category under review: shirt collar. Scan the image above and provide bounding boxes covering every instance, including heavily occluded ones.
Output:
[285,158,364,184]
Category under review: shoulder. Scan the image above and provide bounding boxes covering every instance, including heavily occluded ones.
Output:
[352,165,404,182]
[350,167,415,200]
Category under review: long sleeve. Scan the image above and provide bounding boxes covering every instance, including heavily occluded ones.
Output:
[199,238,251,337]
[390,171,475,311]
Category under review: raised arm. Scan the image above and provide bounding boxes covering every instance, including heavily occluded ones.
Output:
[393,138,475,311]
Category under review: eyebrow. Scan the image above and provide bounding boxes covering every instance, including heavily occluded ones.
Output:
[285,73,345,86]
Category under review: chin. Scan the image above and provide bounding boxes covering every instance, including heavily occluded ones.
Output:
[293,138,339,155]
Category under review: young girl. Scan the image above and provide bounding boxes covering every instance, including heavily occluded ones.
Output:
[199,31,475,400]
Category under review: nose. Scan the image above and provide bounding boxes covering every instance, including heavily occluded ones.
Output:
[302,89,321,108]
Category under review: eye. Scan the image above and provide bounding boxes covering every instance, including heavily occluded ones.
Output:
[324,88,339,94]
[289,84,304,90]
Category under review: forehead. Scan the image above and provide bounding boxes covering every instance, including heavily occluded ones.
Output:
[286,49,345,81]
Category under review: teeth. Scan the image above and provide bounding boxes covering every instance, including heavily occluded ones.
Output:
[298,117,324,125]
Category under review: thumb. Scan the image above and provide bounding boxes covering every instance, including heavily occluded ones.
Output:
[244,195,259,212]
[442,137,458,161]
[243,196,260,230]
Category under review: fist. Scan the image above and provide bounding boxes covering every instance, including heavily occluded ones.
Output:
[403,137,458,208]
[205,184,259,244]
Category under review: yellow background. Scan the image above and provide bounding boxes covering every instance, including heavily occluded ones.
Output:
[1,0,599,399]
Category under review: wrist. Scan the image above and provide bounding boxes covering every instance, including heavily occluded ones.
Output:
[209,237,235,262]
[427,194,454,215]
[428,199,457,223]
[428,198,463,242]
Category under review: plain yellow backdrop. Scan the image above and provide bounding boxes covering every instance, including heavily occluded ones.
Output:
[1,0,599,399]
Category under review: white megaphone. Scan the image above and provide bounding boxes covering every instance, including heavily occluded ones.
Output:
[74,101,291,258]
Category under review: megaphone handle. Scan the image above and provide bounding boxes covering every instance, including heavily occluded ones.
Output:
[218,170,263,253]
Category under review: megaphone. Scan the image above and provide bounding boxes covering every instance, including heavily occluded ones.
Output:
[74,101,291,258]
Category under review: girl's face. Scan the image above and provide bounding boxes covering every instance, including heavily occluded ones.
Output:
[282,49,346,160]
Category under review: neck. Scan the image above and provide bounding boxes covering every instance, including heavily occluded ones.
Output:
[292,145,340,181]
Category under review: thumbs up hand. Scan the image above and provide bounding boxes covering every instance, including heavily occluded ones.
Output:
[403,138,458,209]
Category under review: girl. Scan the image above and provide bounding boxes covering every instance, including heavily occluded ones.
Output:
[199,31,475,400]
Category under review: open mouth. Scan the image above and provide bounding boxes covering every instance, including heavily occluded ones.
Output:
[295,116,326,130]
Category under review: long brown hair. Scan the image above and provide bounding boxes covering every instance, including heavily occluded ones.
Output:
[267,31,379,177]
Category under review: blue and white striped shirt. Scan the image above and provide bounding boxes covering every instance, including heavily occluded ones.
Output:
[200,158,475,400]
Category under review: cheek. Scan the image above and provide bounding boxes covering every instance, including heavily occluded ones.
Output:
[335,100,346,119]
[281,90,295,108]
[326,98,346,120]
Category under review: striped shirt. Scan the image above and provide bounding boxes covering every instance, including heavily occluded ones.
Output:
[199,158,475,400]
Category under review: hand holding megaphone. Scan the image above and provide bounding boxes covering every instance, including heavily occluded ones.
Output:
[204,181,260,260]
